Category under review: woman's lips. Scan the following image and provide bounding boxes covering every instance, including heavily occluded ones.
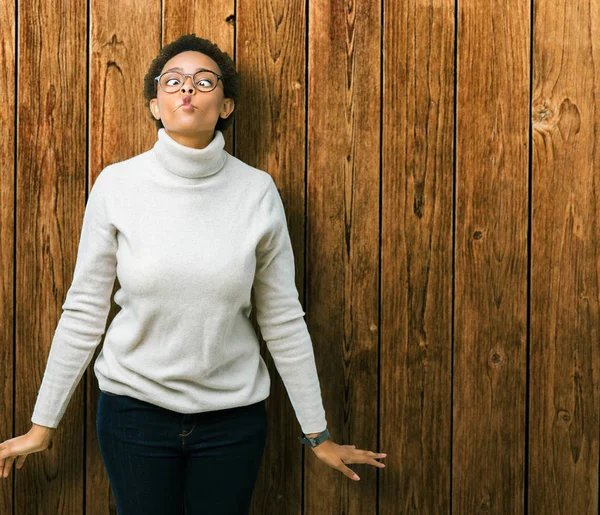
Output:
[180,103,195,111]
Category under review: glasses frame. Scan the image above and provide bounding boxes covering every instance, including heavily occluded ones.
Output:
[154,69,224,93]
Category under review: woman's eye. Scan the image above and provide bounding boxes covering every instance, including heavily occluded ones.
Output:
[166,79,180,86]
[197,79,213,87]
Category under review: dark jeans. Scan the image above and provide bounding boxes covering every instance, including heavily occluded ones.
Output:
[96,390,268,515]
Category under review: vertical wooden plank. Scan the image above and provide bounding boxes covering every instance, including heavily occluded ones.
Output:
[307,0,381,512]
[17,0,87,512]
[0,0,15,509]
[380,0,455,512]
[89,2,162,172]
[454,0,530,512]
[530,0,600,512]
[86,1,161,513]
[235,1,306,512]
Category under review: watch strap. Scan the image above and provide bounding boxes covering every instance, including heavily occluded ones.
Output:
[298,428,330,447]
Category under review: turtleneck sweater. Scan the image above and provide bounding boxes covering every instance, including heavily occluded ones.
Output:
[30,128,328,435]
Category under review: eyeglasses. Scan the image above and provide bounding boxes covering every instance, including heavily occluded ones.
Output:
[154,69,223,93]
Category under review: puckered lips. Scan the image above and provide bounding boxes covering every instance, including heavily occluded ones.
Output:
[179,95,195,110]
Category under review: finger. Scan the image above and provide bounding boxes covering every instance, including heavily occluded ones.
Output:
[2,456,15,478]
[346,449,374,464]
[354,449,387,461]
[16,455,27,469]
[355,449,381,456]
[338,462,361,481]
[366,451,387,460]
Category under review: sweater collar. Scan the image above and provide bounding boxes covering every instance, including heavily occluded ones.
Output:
[151,128,227,179]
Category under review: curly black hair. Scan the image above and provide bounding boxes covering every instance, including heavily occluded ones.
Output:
[143,34,240,132]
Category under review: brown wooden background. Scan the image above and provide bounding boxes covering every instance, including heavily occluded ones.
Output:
[1,0,598,513]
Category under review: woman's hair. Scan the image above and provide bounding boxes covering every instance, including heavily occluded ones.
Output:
[143,33,240,132]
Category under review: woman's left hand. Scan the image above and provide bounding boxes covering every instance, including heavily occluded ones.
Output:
[307,438,387,481]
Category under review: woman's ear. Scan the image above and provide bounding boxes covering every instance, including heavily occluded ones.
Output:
[150,98,160,120]
[220,98,235,119]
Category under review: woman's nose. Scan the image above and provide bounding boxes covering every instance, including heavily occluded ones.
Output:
[180,75,196,93]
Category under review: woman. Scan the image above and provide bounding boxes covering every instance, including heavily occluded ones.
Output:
[0,34,386,514]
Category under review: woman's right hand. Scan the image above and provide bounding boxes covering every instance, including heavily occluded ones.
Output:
[0,424,57,478]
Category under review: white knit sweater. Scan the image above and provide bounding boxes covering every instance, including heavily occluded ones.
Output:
[30,128,328,435]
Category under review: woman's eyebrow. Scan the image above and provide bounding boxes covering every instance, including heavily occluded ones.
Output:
[165,66,218,74]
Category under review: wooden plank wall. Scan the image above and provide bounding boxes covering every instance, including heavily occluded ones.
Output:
[1,0,598,513]
[530,0,599,512]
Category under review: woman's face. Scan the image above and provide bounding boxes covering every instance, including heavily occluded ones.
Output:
[149,50,234,140]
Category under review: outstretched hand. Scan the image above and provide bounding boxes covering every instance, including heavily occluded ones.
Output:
[1,425,56,479]
[308,439,387,481]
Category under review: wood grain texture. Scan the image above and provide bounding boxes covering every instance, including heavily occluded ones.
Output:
[0,0,15,512]
[454,0,530,512]
[16,0,88,512]
[530,0,600,513]
[307,0,382,512]
[380,0,455,512]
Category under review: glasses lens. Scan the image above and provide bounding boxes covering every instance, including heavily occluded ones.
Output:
[194,71,218,91]
[159,71,218,92]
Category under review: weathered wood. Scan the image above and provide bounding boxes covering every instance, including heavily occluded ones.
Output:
[529,0,600,513]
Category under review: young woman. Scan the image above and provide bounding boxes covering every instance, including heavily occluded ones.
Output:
[0,33,386,514]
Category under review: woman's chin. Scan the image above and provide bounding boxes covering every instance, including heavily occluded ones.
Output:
[163,122,215,133]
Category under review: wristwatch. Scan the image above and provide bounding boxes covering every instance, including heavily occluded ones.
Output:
[298,428,331,447]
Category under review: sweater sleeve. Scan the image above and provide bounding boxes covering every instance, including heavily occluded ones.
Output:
[253,177,327,435]
[31,167,118,428]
